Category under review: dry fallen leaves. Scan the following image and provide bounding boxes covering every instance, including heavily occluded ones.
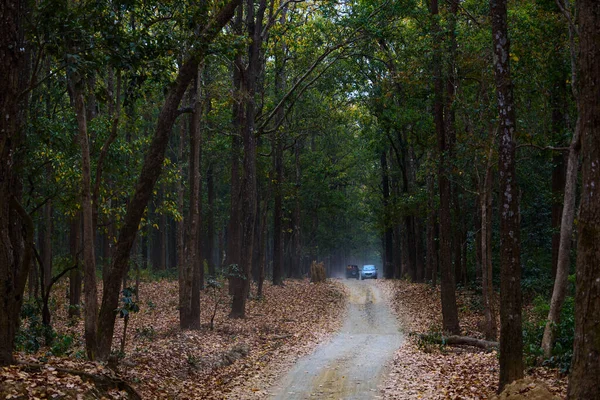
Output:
[3,279,347,399]
[376,280,567,400]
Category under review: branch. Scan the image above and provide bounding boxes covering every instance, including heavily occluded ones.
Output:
[257,42,345,131]
[516,143,569,152]
[18,363,142,400]
[177,106,195,115]
[416,333,499,350]
[93,72,122,208]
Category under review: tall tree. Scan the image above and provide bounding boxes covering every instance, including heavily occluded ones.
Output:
[567,0,600,396]
[541,0,580,359]
[95,0,241,360]
[0,0,32,366]
[431,0,460,335]
[490,0,523,390]
[67,70,99,359]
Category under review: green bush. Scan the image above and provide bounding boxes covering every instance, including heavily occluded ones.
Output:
[522,295,574,373]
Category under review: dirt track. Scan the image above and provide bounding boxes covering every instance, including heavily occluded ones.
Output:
[271,280,403,399]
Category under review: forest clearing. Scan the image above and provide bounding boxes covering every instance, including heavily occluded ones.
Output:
[1,0,599,398]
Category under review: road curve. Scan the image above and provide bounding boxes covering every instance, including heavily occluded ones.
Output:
[271,280,403,400]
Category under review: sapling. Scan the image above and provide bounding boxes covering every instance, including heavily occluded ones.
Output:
[117,287,139,355]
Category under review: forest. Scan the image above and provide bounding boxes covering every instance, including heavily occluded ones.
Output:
[1,0,599,398]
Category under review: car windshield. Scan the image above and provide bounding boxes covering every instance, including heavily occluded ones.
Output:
[363,265,375,271]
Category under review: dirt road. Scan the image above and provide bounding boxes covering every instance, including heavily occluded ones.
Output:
[271,280,403,399]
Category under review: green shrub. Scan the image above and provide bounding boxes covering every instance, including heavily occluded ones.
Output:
[522,295,574,373]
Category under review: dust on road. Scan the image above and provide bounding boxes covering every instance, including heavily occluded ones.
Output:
[271,280,403,399]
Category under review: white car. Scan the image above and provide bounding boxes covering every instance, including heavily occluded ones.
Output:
[361,265,378,279]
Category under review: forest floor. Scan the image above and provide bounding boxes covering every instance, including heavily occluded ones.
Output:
[376,280,568,399]
[1,278,568,399]
[2,278,347,399]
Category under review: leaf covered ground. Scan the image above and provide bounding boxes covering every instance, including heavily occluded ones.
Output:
[2,279,347,399]
[376,280,568,399]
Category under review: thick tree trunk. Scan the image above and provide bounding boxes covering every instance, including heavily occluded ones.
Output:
[490,0,524,390]
[431,0,460,334]
[227,6,244,295]
[68,73,99,360]
[230,0,266,318]
[567,0,600,396]
[0,0,31,366]
[94,0,240,360]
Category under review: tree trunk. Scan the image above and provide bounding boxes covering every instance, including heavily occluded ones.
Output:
[69,214,81,318]
[381,151,394,279]
[227,6,244,295]
[431,0,460,334]
[491,0,524,389]
[541,0,580,360]
[177,117,185,279]
[181,70,202,330]
[68,72,99,360]
[481,158,497,340]
[0,0,31,366]
[415,218,425,282]
[426,168,437,285]
[272,133,284,285]
[551,155,566,279]
[94,0,240,360]
[541,125,580,358]
[42,199,53,295]
[567,0,600,396]
[292,140,302,277]
[230,0,266,318]
[272,9,287,285]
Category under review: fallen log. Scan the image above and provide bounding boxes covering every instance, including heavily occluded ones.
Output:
[416,333,499,350]
[18,363,142,400]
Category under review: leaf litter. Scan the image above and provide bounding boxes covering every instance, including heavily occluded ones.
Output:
[2,279,347,399]
[376,280,567,399]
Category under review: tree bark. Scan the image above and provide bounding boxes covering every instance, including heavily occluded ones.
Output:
[68,72,99,360]
[490,0,524,390]
[381,151,394,279]
[230,0,266,318]
[180,70,202,330]
[69,214,81,318]
[541,0,580,360]
[0,0,30,366]
[431,0,460,334]
[481,156,497,341]
[541,125,579,358]
[292,140,302,277]
[567,0,600,396]
[94,0,240,360]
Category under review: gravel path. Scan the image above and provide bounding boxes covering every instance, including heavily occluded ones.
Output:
[270,280,404,399]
